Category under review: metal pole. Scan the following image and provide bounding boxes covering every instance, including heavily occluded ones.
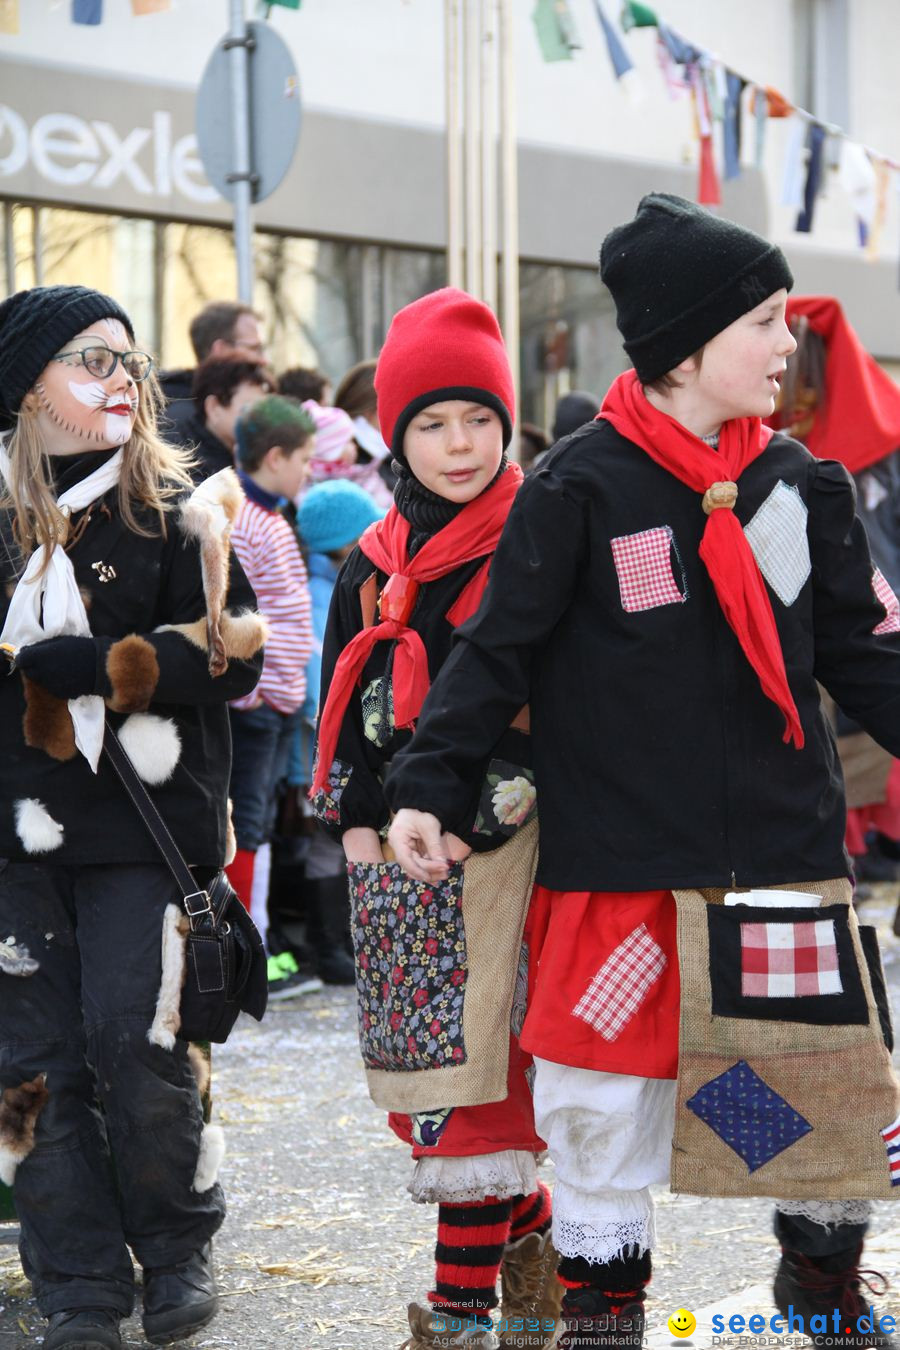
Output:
[31,207,43,287]
[444,0,464,289]
[227,0,254,303]
[480,0,497,311]
[3,202,15,296]
[498,0,519,451]
[464,0,482,298]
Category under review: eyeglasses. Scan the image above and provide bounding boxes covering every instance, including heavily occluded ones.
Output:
[51,345,154,383]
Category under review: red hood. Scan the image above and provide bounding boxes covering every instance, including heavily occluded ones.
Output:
[769,295,900,472]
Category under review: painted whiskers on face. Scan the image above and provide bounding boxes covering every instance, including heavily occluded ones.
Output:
[34,379,137,446]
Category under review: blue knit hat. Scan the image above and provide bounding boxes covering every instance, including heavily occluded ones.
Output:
[297,479,384,554]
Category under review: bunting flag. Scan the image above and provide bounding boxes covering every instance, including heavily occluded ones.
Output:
[722,70,744,180]
[72,0,102,22]
[593,0,633,78]
[266,0,302,8]
[532,0,580,62]
[780,116,806,209]
[131,0,170,11]
[593,0,643,100]
[620,1,658,29]
[865,157,890,261]
[691,66,720,205]
[0,0,18,35]
[795,122,826,233]
[839,139,877,247]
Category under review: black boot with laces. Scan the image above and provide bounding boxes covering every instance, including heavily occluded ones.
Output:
[774,1243,897,1350]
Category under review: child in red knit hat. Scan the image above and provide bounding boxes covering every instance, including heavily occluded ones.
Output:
[385,201,900,1350]
[313,289,561,1350]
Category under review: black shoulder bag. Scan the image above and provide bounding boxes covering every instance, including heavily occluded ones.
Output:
[104,721,268,1043]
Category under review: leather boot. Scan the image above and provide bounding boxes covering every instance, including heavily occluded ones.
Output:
[774,1244,897,1349]
[497,1231,563,1348]
[43,1309,123,1350]
[142,1242,218,1344]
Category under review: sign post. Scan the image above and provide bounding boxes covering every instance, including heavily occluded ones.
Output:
[196,3,302,303]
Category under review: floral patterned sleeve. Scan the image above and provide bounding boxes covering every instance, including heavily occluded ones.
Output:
[311,552,391,840]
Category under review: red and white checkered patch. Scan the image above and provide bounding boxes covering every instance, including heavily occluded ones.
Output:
[872,567,900,636]
[610,526,686,613]
[740,920,842,998]
[573,923,667,1041]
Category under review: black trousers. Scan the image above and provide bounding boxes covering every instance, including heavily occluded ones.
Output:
[0,859,225,1317]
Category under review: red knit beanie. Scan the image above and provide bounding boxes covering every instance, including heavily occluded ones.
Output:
[375,287,515,458]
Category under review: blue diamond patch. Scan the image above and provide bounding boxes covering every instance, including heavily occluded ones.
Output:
[685,1059,812,1172]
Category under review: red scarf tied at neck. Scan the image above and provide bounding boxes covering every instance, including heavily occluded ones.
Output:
[312,461,523,795]
[601,369,804,750]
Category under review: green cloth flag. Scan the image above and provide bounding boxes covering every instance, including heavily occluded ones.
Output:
[620,1,657,29]
[266,0,301,9]
[532,0,580,63]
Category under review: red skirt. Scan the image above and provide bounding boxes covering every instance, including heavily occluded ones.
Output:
[388,1034,546,1157]
[846,758,900,854]
[519,886,680,1079]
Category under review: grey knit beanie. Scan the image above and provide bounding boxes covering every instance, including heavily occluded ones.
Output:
[0,285,135,431]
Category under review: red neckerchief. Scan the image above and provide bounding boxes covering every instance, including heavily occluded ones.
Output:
[312,461,523,794]
[601,370,804,750]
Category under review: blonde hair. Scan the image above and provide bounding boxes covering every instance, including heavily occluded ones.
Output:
[1,370,195,578]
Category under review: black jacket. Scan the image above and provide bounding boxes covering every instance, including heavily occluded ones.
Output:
[157,367,196,448]
[384,423,900,891]
[0,474,264,867]
[316,545,531,851]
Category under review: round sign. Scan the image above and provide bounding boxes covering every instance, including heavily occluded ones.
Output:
[196,20,301,205]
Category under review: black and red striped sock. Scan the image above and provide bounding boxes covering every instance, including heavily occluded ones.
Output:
[507,1183,552,1243]
[429,1195,513,1327]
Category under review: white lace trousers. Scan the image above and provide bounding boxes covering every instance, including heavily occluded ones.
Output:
[532,1058,872,1265]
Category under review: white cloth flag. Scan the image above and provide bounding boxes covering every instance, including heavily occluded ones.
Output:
[0,442,124,771]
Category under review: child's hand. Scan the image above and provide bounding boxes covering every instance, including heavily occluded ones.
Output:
[388,810,452,882]
[342,827,385,865]
[340,441,358,466]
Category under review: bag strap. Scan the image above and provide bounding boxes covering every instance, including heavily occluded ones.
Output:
[102,720,215,929]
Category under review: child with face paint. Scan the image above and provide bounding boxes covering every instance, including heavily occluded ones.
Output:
[0,286,267,1350]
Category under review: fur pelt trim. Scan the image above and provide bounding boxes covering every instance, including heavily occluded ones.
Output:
[119,713,182,785]
[186,1043,211,1100]
[0,1074,48,1186]
[155,609,268,665]
[21,676,77,761]
[147,903,188,1050]
[14,798,64,853]
[105,634,160,714]
[179,469,243,679]
[192,1122,226,1193]
[224,797,237,867]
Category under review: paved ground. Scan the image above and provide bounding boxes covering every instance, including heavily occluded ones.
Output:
[1,887,898,1348]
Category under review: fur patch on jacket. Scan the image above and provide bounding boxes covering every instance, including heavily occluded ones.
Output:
[155,609,268,666]
[21,676,77,761]
[105,634,160,713]
[147,903,188,1050]
[0,1074,49,1185]
[192,1122,226,1193]
[179,469,244,678]
[14,798,64,853]
[119,713,182,785]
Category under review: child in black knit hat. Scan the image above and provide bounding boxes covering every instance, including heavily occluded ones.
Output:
[386,198,900,1350]
[0,285,266,1350]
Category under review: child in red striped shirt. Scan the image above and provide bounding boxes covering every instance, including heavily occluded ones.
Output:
[226,397,315,994]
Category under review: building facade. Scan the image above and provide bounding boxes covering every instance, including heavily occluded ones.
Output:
[2,0,899,427]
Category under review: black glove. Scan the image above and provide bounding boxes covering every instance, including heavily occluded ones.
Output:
[16,636,103,700]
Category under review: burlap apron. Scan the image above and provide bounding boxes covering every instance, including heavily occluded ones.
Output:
[671,878,900,1198]
[348,817,539,1114]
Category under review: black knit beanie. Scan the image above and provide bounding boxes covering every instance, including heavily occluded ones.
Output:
[600,194,793,384]
[0,285,135,431]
